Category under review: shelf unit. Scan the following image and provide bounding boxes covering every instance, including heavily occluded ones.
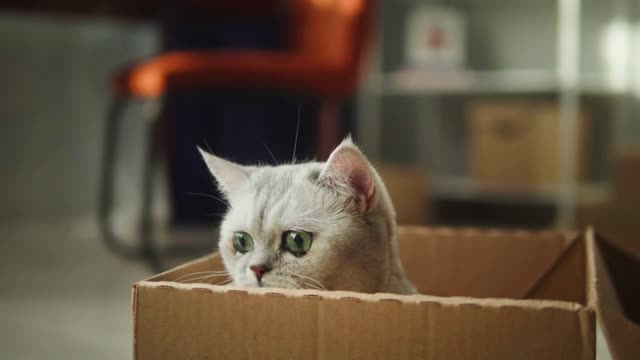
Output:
[364,70,622,96]
[356,0,627,227]
[431,176,608,205]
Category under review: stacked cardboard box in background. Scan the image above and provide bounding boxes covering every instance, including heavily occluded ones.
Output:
[611,149,640,206]
[578,148,640,360]
[376,164,430,225]
[578,148,640,252]
[468,100,591,189]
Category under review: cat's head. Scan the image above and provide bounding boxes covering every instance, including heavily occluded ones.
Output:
[199,137,396,292]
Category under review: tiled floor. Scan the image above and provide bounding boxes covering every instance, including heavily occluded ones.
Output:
[0,218,151,360]
[0,218,613,359]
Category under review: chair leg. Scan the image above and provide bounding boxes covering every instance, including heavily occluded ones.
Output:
[99,96,143,259]
[139,115,163,271]
[99,96,166,271]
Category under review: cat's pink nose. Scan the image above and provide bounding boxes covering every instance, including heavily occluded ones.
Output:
[249,264,271,281]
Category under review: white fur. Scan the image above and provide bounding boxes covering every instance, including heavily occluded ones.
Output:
[199,137,417,294]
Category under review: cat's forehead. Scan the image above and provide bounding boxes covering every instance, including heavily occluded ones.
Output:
[225,162,330,232]
[250,162,323,185]
[225,162,325,209]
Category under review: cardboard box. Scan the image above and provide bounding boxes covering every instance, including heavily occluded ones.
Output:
[376,165,430,225]
[594,231,640,360]
[578,203,640,255]
[133,227,603,359]
[611,149,640,206]
[468,101,590,188]
[577,202,640,359]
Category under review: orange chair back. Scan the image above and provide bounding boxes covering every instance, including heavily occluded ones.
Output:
[289,0,374,88]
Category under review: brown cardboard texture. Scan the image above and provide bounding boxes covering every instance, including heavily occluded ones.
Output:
[468,100,590,188]
[578,203,640,255]
[376,164,430,225]
[133,227,597,359]
[594,231,640,360]
[611,148,640,206]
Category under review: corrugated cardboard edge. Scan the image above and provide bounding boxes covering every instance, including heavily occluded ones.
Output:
[585,229,598,311]
[523,231,595,360]
[584,229,598,360]
[398,226,577,239]
[593,228,640,360]
[133,282,590,360]
[132,283,139,360]
[133,280,585,312]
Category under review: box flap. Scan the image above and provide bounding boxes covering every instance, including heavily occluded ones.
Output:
[526,231,588,305]
[594,230,640,360]
[146,227,583,304]
[397,227,580,302]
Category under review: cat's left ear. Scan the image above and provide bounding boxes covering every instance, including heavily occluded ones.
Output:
[318,136,377,213]
[198,147,251,198]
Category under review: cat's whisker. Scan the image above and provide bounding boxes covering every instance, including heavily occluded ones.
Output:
[298,275,327,291]
[289,272,327,291]
[177,276,214,284]
[262,142,279,166]
[174,270,229,281]
[303,284,323,291]
[178,275,230,284]
[292,104,301,164]
[174,271,218,282]
[300,279,324,291]
[205,213,226,217]
[184,192,229,208]
[189,273,230,280]
[202,138,215,155]
[212,278,234,286]
[176,272,230,283]
[197,273,232,283]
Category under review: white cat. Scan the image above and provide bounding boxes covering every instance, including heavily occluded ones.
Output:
[199,137,417,294]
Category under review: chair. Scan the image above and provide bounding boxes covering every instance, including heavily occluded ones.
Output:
[99,0,375,269]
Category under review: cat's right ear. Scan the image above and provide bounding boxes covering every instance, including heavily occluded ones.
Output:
[197,147,250,198]
[318,137,377,214]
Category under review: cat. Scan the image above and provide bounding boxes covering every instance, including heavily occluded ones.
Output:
[198,136,417,294]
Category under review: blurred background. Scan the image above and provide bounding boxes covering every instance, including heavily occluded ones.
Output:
[1,0,639,358]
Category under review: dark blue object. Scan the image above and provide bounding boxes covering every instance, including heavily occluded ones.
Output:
[166,90,319,227]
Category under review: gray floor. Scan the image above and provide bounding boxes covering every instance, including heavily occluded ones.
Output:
[0,218,151,360]
[0,218,613,359]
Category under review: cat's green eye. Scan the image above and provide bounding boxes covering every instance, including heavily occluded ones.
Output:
[233,232,254,253]
[284,231,313,256]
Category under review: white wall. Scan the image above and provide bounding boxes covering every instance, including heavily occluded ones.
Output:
[0,14,158,219]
